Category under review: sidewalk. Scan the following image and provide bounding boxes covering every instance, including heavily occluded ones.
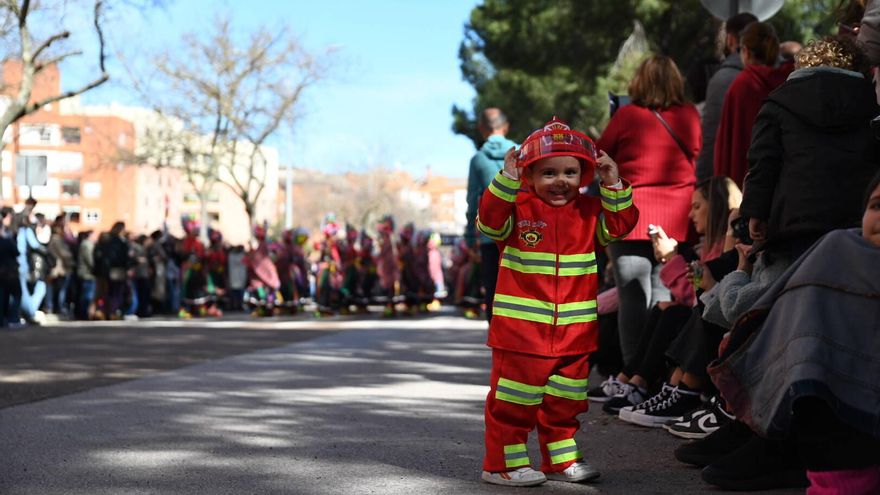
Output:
[0,316,800,494]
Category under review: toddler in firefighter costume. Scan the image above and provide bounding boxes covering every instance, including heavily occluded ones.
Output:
[479,117,638,486]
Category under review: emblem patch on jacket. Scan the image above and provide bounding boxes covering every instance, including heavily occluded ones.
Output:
[518,220,547,247]
[520,229,543,247]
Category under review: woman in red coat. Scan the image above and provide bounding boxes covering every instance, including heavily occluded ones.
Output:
[596,55,700,386]
[713,21,794,188]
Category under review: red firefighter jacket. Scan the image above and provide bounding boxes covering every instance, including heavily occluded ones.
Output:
[477,171,639,357]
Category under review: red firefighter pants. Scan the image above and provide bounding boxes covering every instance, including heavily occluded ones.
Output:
[483,348,591,473]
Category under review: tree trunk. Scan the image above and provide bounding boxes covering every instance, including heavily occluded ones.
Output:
[199,191,210,244]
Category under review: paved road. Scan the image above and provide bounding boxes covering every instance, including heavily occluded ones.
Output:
[0,314,801,494]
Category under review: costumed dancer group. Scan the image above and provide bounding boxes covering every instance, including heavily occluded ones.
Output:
[174,212,448,318]
[314,214,446,317]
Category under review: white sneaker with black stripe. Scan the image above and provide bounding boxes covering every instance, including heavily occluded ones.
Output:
[619,382,675,423]
[587,376,626,403]
[628,385,703,428]
[481,467,547,486]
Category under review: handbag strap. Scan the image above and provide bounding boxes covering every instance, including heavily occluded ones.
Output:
[652,109,694,163]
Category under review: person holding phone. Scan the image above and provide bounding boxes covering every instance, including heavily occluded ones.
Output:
[595,56,700,403]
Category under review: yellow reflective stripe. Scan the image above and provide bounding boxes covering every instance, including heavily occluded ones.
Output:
[501,246,556,275]
[493,293,554,324]
[504,443,530,468]
[558,252,598,276]
[556,300,598,326]
[558,253,595,263]
[600,184,634,212]
[495,172,521,190]
[477,216,512,241]
[545,375,588,400]
[596,214,620,247]
[496,378,545,406]
[506,247,556,261]
[488,173,520,202]
[547,438,582,465]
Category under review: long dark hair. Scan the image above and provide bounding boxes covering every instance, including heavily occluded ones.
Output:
[865,170,880,209]
[696,176,741,250]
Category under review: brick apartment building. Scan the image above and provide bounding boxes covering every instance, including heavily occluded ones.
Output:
[0,61,278,245]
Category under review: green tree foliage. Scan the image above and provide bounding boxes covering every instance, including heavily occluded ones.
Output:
[454,0,848,146]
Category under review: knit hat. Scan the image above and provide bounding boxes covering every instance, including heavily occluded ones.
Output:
[517,117,597,186]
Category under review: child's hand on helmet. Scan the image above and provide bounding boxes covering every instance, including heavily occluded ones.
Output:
[597,150,620,186]
[502,146,520,180]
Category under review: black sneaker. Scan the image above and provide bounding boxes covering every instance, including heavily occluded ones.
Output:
[619,382,676,423]
[665,396,735,439]
[674,420,754,467]
[701,435,808,490]
[601,383,648,415]
[627,385,702,428]
[587,376,626,403]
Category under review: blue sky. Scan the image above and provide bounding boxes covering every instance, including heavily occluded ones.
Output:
[61,0,481,178]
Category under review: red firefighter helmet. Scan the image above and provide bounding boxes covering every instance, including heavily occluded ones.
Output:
[516,117,597,187]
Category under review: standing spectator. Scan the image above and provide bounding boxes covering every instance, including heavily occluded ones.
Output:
[33,213,50,244]
[147,231,167,314]
[596,55,701,368]
[695,12,758,181]
[76,230,96,320]
[46,219,74,317]
[227,245,247,311]
[131,235,152,317]
[0,206,20,328]
[713,21,794,188]
[465,107,518,322]
[104,222,129,319]
[743,35,879,260]
[16,208,48,324]
[164,236,182,316]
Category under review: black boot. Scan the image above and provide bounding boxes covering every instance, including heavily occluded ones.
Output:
[674,419,752,467]
[701,434,808,490]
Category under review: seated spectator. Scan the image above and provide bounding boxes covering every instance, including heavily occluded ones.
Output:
[709,171,880,494]
[600,177,740,418]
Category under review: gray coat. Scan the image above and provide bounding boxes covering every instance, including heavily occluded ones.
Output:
[701,251,791,329]
[709,229,880,440]
[696,53,743,181]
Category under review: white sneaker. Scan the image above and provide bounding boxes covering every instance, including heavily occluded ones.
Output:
[481,467,547,487]
[123,314,139,321]
[32,310,47,325]
[545,461,601,483]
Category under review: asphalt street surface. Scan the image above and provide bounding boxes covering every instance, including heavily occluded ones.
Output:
[0,312,802,494]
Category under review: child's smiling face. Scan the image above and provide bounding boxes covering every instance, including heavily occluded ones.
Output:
[863,182,880,248]
[523,155,581,207]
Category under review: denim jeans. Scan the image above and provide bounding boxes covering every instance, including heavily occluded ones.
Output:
[78,279,96,320]
[19,276,46,321]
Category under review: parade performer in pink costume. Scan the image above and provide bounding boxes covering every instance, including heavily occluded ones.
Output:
[375,215,399,317]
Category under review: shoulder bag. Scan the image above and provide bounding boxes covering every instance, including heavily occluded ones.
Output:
[652,109,694,164]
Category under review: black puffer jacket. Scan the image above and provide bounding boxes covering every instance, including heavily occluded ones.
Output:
[741,68,880,251]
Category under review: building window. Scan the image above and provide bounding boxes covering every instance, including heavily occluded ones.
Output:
[83,182,101,198]
[62,127,81,144]
[84,209,101,224]
[60,179,80,198]
[39,126,52,144]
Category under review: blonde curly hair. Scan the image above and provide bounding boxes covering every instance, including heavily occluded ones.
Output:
[794,35,869,75]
